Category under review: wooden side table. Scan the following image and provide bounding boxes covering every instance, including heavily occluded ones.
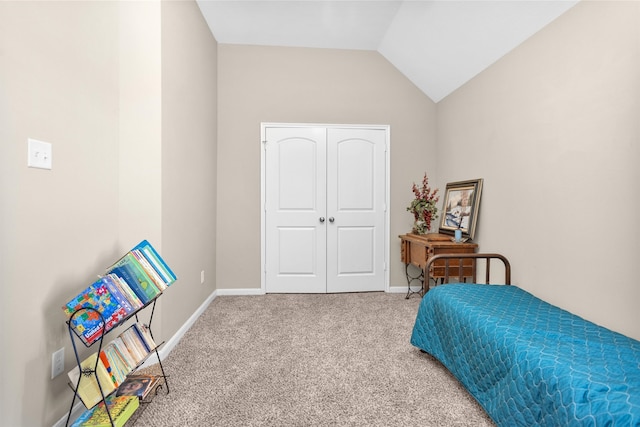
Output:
[399,233,478,297]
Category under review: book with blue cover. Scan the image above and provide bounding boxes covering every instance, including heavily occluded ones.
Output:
[107,273,143,309]
[63,278,128,345]
[133,240,177,285]
[107,253,160,304]
[100,275,135,316]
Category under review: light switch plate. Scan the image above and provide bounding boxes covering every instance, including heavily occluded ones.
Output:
[28,138,52,170]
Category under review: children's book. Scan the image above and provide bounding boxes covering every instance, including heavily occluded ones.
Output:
[107,253,160,304]
[116,374,161,400]
[110,337,137,370]
[100,275,135,316]
[120,326,146,365]
[133,240,177,285]
[98,350,119,388]
[134,323,157,352]
[131,249,167,291]
[102,343,130,387]
[67,352,117,409]
[108,273,143,309]
[71,395,139,427]
[63,279,128,344]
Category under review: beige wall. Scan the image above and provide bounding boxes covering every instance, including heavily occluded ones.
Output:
[0,2,121,425]
[0,1,218,425]
[119,1,162,247]
[160,0,218,339]
[217,45,437,291]
[437,1,640,339]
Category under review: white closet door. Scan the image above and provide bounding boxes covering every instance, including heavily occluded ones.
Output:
[326,128,386,293]
[264,127,327,293]
[263,125,387,293]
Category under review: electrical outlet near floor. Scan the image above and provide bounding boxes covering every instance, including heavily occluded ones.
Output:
[52,347,65,379]
[27,138,53,170]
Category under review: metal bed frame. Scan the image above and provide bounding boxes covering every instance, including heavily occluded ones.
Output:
[425,253,511,287]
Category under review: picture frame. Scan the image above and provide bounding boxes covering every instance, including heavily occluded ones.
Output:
[438,178,483,240]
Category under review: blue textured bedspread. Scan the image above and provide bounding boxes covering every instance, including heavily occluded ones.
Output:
[411,284,640,426]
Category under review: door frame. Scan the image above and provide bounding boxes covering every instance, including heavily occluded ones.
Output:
[260,122,391,293]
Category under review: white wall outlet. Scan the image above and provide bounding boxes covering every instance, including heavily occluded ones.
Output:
[52,347,65,379]
[201,270,205,284]
[28,138,53,170]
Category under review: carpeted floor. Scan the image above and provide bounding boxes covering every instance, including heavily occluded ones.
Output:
[132,292,495,426]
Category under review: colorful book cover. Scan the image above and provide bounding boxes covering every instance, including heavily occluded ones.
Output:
[108,273,143,309]
[131,249,167,291]
[116,375,161,400]
[108,265,150,305]
[108,254,160,304]
[102,344,129,386]
[98,350,119,388]
[71,395,139,427]
[121,253,161,296]
[133,240,177,285]
[63,285,92,319]
[100,276,134,316]
[63,279,128,344]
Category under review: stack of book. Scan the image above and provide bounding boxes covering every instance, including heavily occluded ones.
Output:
[62,240,177,345]
[67,322,159,409]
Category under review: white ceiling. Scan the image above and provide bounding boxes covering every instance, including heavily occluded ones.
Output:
[196,0,579,102]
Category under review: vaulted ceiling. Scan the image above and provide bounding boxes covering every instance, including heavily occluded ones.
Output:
[196,1,578,102]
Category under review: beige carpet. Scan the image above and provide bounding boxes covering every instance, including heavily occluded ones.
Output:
[131,292,495,426]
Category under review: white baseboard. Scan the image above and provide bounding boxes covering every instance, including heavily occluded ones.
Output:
[215,287,266,296]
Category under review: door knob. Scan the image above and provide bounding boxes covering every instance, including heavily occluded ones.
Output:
[329,217,335,223]
[319,217,325,223]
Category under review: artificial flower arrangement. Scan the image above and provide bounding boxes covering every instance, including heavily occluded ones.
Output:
[407,173,439,235]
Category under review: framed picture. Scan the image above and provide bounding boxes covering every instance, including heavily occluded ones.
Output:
[438,178,483,240]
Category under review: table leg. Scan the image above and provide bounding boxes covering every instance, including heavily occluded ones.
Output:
[405,263,424,299]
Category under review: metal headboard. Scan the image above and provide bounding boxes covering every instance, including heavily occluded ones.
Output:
[426,253,511,286]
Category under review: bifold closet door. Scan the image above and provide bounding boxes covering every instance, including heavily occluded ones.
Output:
[264,125,386,293]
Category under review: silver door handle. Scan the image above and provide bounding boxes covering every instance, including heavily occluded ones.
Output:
[329,217,335,223]
[319,217,325,223]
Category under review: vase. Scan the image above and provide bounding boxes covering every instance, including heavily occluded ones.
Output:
[412,220,431,235]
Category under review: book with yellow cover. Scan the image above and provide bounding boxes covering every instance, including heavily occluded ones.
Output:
[71,395,139,427]
[67,353,117,409]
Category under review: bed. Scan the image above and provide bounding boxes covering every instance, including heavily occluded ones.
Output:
[410,253,640,426]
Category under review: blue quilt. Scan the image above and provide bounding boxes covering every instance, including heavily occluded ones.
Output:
[411,284,640,426]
